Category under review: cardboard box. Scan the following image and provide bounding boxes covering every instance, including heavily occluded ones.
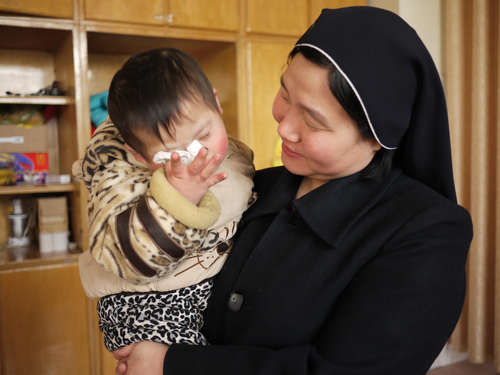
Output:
[38,196,68,233]
[0,124,49,153]
[37,196,69,253]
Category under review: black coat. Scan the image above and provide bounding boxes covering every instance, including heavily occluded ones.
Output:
[166,166,472,375]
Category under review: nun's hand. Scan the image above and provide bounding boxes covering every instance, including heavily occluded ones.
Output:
[113,341,169,375]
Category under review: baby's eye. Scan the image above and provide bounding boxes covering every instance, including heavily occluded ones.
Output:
[199,132,210,139]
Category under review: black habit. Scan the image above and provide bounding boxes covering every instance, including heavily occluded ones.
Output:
[166,166,472,375]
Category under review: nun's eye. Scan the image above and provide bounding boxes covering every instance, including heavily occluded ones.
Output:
[304,113,322,131]
[279,88,290,102]
[305,121,322,131]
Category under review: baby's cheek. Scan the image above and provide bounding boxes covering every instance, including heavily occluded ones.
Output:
[214,136,228,157]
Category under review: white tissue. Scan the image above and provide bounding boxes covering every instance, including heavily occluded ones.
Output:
[152,140,203,165]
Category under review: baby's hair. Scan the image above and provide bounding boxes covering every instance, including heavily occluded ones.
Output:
[108,48,219,159]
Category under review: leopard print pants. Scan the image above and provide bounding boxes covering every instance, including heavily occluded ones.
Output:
[97,279,213,351]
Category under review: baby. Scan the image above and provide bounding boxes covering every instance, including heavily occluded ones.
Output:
[73,48,255,351]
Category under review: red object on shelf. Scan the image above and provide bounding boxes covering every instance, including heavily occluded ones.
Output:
[42,105,58,122]
[10,152,49,184]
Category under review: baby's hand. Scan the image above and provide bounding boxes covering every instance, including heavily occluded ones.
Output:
[164,147,226,205]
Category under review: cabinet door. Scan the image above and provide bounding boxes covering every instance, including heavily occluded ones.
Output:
[0,263,91,375]
[246,39,294,169]
[84,0,165,25]
[309,0,367,23]
[167,0,239,31]
[246,0,308,36]
[0,0,73,18]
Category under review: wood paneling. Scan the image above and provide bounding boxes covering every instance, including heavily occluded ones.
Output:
[167,0,239,31]
[83,0,239,31]
[0,199,9,246]
[86,53,128,95]
[84,0,164,25]
[199,44,238,139]
[0,184,77,195]
[246,0,308,36]
[246,39,294,169]
[86,32,229,57]
[53,33,75,176]
[0,0,73,19]
[0,25,71,51]
[0,263,90,375]
[0,50,55,95]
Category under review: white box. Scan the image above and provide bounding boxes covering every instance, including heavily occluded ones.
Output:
[39,231,69,254]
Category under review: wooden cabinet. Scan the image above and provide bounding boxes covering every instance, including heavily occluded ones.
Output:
[0,16,90,375]
[0,23,83,250]
[0,0,73,19]
[246,0,308,36]
[84,0,239,31]
[167,0,239,31]
[84,0,165,25]
[0,260,91,374]
[243,39,295,169]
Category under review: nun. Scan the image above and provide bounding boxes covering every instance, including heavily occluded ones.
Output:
[115,7,473,375]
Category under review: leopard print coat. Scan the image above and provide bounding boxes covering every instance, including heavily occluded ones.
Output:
[73,120,256,293]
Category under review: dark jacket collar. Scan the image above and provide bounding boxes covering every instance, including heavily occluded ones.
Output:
[244,166,401,248]
[243,167,301,220]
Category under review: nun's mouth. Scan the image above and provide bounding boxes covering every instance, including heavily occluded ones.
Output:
[282,143,301,158]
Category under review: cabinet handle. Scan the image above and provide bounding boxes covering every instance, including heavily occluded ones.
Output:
[153,14,173,24]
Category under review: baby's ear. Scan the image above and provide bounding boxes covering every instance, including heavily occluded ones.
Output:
[213,88,223,115]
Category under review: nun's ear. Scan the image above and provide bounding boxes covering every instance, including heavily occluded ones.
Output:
[371,139,382,152]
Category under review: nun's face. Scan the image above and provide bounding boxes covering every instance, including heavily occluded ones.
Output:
[272,53,380,189]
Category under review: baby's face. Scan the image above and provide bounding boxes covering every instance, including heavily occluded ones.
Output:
[134,99,228,171]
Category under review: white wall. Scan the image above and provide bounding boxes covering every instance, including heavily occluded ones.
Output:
[368,0,442,75]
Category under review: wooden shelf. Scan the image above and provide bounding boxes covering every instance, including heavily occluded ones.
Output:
[0,245,81,271]
[0,96,74,105]
[0,15,74,30]
[0,184,78,195]
[83,20,238,42]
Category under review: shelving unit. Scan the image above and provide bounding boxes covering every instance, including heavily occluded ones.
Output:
[0,245,79,270]
[0,1,365,374]
[0,96,74,104]
[0,184,77,195]
[0,13,79,246]
[0,9,86,375]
